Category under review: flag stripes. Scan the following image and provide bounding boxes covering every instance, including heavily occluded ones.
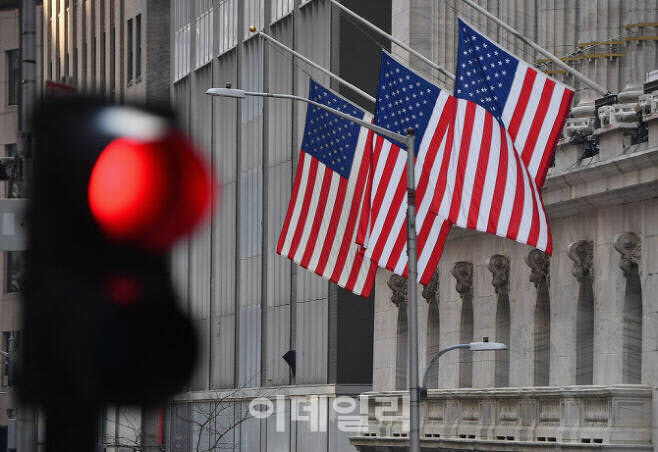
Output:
[277,81,377,297]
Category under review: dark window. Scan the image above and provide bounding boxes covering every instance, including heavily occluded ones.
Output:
[3,332,10,386]
[92,37,96,87]
[82,42,87,89]
[3,144,18,196]
[127,18,133,82]
[65,52,69,78]
[73,48,78,83]
[110,27,116,97]
[5,251,23,294]
[135,14,141,80]
[6,50,19,106]
[101,32,106,94]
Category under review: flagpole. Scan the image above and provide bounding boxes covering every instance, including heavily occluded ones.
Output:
[404,127,420,452]
[459,0,609,96]
[254,30,376,104]
[329,0,455,84]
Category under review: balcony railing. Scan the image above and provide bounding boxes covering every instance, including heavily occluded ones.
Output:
[350,385,653,450]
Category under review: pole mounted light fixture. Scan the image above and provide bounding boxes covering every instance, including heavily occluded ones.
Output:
[419,338,508,401]
[208,86,423,450]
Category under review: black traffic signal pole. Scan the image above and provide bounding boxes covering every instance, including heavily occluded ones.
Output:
[45,402,100,451]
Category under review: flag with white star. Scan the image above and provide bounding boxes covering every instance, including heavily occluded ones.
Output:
[359,52,455,284]
[455,18,574,187]
[277,80,377,297]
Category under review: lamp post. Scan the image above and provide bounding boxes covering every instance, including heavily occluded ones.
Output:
[420,339,507,400]
[207,86,422,451]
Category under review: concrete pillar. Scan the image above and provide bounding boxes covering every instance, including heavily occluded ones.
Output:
[591,209,627,385]
[549,239,580,386]
[372,271,401,391]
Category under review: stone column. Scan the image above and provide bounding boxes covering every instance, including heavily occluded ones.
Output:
[487,255,510,388]
[568,240,595,386]
[372,271,403,391]
[526,249,551,387]
[422,271,441,389]
[388,274,409,391]
[614,232,642,384]
[452,262,474,388]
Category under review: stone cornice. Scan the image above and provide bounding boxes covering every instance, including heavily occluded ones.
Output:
[360,384,653,400]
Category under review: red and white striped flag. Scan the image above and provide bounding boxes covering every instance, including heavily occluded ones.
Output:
[429,99,552,254]
[358,54,455,285]
[277,80,377,297]
[455,18,574,188]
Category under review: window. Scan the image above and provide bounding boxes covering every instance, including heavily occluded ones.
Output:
[73,48,78,83]
[135,14,142,80]
[110,27,116,97]
[5,251,23,294]
[101,32,106,94]
[92,37,96,87]
[7,50,20,106]
[4,144,18,198]
[127,18,133,82]
[2,332,10,386]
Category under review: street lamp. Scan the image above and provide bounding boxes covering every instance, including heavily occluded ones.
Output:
[420,338,507,400]
[207,86,424,451]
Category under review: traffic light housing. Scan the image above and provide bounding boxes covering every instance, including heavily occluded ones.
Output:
[19,98,211,405]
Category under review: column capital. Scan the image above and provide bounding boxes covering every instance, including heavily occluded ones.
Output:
[487,254,510,296]
[525,249,550,289]
[568,240,593,283]
[451,261,473,297]
[422,270,439,305]
[614,232,641,277]
[388,274,408,308]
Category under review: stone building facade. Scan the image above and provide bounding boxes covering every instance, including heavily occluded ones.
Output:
[173,0,658,451]
[352,1,658,450]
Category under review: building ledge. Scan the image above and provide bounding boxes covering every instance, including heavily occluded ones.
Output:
[350,385,653,450]
[172,383,372,402]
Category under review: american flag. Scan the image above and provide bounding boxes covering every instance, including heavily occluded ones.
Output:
[360,52,454,285]
[277,80,377,297]
[429,98,552,254]
[455,18,574,187]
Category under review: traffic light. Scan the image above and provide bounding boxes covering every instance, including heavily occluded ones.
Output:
[18,97,212,406]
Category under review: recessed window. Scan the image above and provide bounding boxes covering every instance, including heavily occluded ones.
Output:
[135,14,142,80]
[6,251,23,294]
[6,50,19,106]
[127,18,133,83]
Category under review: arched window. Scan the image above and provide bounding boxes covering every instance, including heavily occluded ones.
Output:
[615,233,642,384]
[527,250,550,386]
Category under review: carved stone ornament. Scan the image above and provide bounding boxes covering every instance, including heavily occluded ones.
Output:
[567,240,593,283]
[487,254,510,296]
[422,270,439,304]
[614,232,641,278]
[388,274,408,307]
[526,249,550,288]
[451,261,473,296]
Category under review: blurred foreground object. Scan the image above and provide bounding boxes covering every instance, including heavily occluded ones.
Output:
[17,97,212,450]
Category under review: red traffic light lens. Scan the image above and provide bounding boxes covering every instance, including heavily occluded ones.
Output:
[88,133,212,250]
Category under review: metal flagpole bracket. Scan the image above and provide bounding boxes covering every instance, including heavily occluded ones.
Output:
[253,29,376,104]
[459,0,609,96]
[330,0,456,85]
